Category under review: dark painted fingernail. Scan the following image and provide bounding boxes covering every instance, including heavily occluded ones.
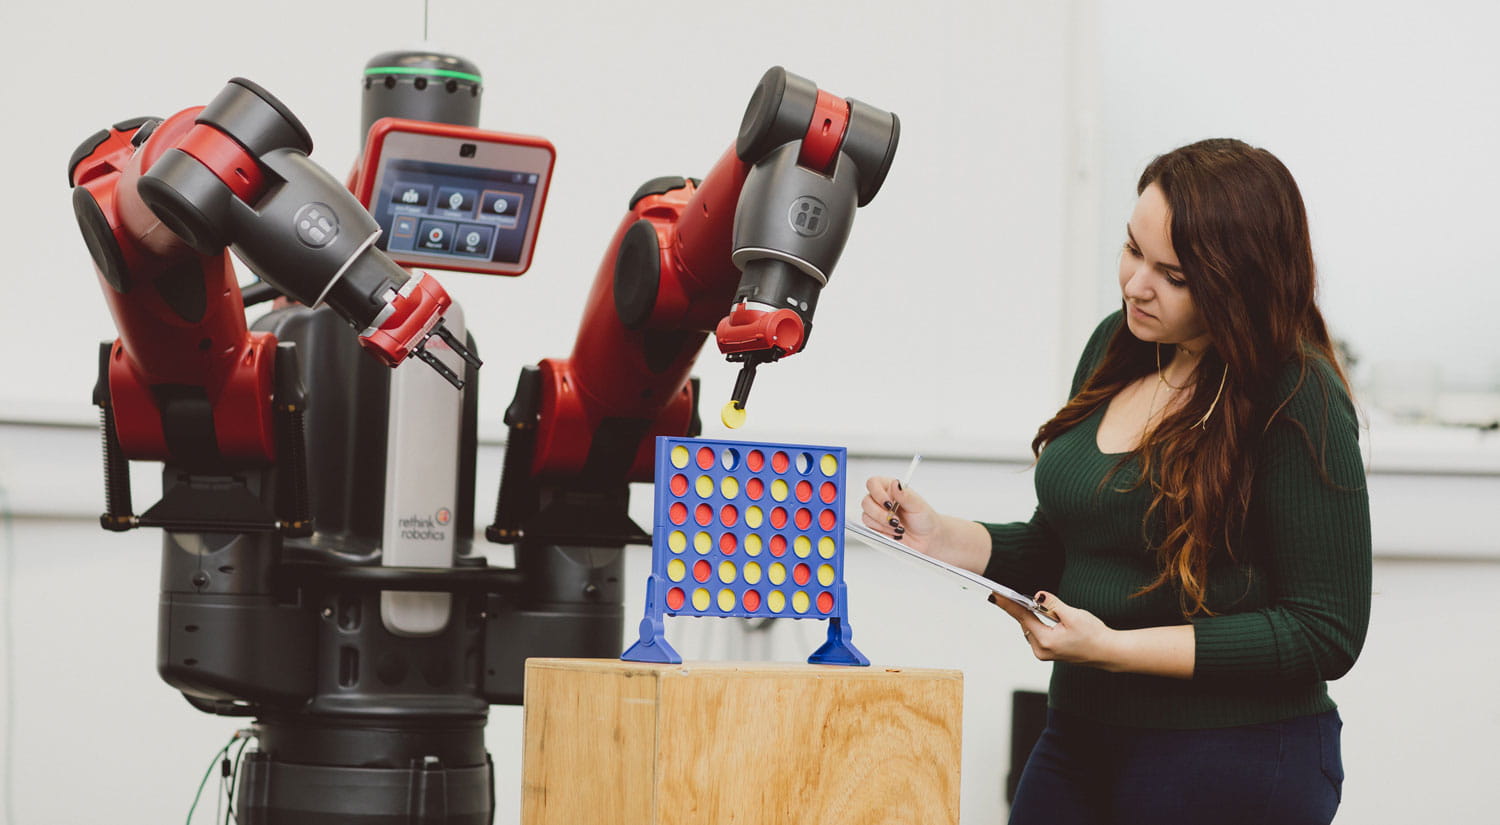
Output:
[896,481,904,490]
[894,527,905,536]
[1035,593,1047,604]
[888,517,900,527]
[884,501,895,511]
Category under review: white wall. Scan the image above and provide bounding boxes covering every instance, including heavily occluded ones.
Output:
[1090,0,1500,421]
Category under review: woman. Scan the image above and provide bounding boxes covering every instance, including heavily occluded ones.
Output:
[861,139,1370,824]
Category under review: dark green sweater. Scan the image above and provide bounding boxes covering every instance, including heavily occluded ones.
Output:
[982,312,1372,729]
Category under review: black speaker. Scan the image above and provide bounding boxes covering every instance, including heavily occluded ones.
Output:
[1008,690,1048,803]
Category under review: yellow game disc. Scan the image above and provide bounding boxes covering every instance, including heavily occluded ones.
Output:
[746,506,764,528]
[718,588,736,612]
[820,453,838,476]
[667,558,686,582]
[720,476,739,499]
[769,563,787,585]
[792,591,810,614]
[720,400,747,429]
[695,475,714,498]
[719,561,737,584]
[745,534,763,555]
[668,531,687,553]
[794,536,812,557]
[818,564,836,586]
[744,561,762,583]
[692,588,711,611]
[694,531,711,554]
[818,536,836,558]
[768,590,786,613]
[770,479,788,501]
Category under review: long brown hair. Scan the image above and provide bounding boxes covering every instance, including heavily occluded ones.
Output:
[1034,138,1347,615]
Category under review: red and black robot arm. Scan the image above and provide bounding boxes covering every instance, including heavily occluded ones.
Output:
[134,78,480,384]
[488,67,897,542]
[68,78,477,529]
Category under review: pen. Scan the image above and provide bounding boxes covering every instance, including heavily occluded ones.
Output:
[890,454,921,522]
[900,453,922,492]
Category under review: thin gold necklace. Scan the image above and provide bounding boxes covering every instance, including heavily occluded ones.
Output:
[1152,343,1230,429]
[1156,343,1191,390]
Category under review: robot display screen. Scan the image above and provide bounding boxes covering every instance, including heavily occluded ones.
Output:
[372,159,540,269]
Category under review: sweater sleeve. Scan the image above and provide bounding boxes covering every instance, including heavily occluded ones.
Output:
[1190,359,1373,685]
[980,510,1065,595]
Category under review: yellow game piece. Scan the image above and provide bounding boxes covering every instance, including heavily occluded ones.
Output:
[720,400,747,429]
[794,536,812,557]
[818,564,836,586]
[667,558,686,582]
[718,588,736,611]
[694,531,711,554]
[820,453,838,476]
[769,563,787,585]
[744,561,762,584]
[818,536,836,558]
[693,588,711,611]
[668,531,687,553]
[719,561,737,584]
[745,534,763,556]
[746,506,764,528]
[720,476,739,499]
[792,591,810,614]
[695,475,714,497]
[770,479,788,501]
[768,591,786,613]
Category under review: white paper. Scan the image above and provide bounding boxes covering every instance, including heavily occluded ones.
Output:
[846,523,1054,621]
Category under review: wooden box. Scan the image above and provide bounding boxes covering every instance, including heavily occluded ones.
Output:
[521,658,963,825]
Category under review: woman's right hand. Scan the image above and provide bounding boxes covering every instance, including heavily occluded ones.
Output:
[860,476,996,575]
[860,476,942,555]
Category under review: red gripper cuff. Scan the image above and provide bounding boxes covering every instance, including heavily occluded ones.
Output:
[358,274,452,366]
[714,306,805,356]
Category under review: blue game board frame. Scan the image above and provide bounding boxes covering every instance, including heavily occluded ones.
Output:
[621,436,868,666]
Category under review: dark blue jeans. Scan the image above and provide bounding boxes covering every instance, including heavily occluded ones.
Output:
[1009,709,1343,825]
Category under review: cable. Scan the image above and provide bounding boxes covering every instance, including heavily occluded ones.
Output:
[186,731,246,825]
[224,732,253,823]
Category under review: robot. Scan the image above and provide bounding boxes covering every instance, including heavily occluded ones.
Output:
[68,52,897,824]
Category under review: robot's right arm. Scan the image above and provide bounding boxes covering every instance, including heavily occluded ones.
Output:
[70,78,478,395]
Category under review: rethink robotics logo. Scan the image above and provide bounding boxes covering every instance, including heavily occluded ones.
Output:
[400,507,453,541]
[788,196,828,238]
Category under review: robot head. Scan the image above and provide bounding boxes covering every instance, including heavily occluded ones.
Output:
[360,50,483,144]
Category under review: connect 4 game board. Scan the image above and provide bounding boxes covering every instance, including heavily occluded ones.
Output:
[621,436,868,666]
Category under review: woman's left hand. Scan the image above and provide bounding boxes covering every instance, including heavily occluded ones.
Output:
[990,591,1120,670]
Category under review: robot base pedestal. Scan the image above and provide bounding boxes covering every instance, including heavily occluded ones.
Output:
[520,658,963,825]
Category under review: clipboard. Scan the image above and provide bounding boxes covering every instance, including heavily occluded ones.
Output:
[845,522,1055,622]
